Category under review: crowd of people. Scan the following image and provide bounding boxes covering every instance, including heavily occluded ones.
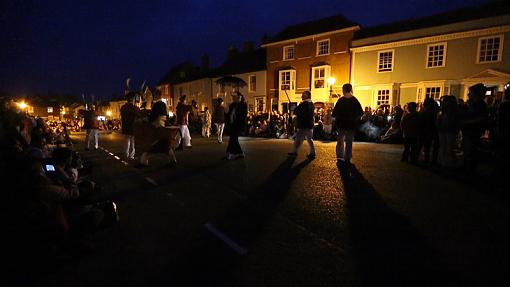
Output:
[0,98,119,260]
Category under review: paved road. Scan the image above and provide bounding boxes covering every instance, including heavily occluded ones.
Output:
[18,132,510,286]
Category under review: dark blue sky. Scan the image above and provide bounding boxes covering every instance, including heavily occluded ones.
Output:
[0,0,489,99]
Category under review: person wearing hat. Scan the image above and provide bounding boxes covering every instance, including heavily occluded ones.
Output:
[175,95,197,148]
[212,98,226,143]
[149,90,167,128]
[287,90,316,159]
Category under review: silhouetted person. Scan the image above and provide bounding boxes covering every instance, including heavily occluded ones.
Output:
[401,102,420,163]
[225,92,247,160]
[120,93,138,160]
[212,98,226,143]
[332,83,363,163]
[419,97,440,164]
[287,90,316,159]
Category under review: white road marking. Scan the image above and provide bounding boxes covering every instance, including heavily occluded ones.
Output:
[204,223,247,255]
[114,155,121,160]
[145,177,158,186]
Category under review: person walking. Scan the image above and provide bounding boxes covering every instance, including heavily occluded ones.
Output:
[83,105,99,150]
[288,91,316,159]
[201,107,212,138]
[332,83,363,163]
[120,93,138,160]
[175,95,196,148]
[212,98,226,143]
[225,92,247,160]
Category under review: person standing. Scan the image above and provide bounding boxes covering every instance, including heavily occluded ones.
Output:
[212,98,226,143]
[332,83,363,163]
[225,92,247,160]
[120,93,138,160]
[149,92,168,128]
[401,102,421,163]
[175,95,196,148]
[201,107,212,138]
[288,91,316,159]
[83,105,99,150]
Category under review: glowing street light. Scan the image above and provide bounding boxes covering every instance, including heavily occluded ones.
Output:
[17,102,27,109]
[328,77,336,98]
[106,110,112,117]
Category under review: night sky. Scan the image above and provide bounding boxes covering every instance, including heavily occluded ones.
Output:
[0,0,490,100]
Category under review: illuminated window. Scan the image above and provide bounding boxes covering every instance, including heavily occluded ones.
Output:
[377,90,390,106]
[317,39,330,56]
[312,66,330,89]
[427,43,446,68]
[279,70,296,91]
[478,35,503,63]
[378,50,394,72]
[249,75,256,92]
[425,87,441,100]
[283,46,294,60]
[255,97,265,113]
[47,107,53,113]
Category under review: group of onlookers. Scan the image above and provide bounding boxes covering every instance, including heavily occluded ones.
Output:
[1,98,119,262]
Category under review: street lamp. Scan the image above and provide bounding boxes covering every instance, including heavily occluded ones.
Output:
[328,77,336,98]
[106,110,112,117]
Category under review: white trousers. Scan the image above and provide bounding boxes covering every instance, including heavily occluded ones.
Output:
[179,125,191,146]
[202,123,211,138]
[215,123,225,142]
[124,134,135,159]
[291,129,316,155]
[86,129,99,149]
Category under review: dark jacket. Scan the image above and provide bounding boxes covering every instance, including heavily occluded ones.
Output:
[212,105,225,124]
[332,96,363,130]
[294,100,315,129]
[176,103,193,125]
[149,100,167,123]
[401,112,420,139]
[227,101,247,133]
[83,110,99,129]
[120,102,138,135]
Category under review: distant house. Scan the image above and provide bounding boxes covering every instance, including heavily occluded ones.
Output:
[350,1,510,109]
[211,44,267,113]
[156,61,203,112]
[261,15,360,113]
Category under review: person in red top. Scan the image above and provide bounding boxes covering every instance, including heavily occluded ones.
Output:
[83,105,99,150]
[175,95,197,148]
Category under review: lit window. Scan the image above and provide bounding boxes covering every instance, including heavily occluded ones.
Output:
[478,35,503,63]
[377,90,390,106]
[249,75,256,92]
[279,70,296,91]
[425,87,441,101]
[283,46,294,60]
[255,97,265,113]
[317,39,330,56]
[378,50,393,72]
[312,67,326,89]
[47,107,53,113]
[427,43,446,68]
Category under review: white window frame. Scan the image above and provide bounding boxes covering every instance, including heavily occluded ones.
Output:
[316,39,330,56]
[376,89,391,106]
[254,97,265,113]
[377,49,394,73]
[311,65,331,90]
[426,42,447,68]
[283,45,295,60]
[279,70,296,91]
[477,35,504,64]
[249,75,257,92]
[425,87,441,101]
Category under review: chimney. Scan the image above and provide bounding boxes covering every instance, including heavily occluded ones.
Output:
[201,53,209,72]
[228,45,238,59]
[243,41,254,52]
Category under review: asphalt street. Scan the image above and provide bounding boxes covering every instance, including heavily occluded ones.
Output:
[19,131,510,286]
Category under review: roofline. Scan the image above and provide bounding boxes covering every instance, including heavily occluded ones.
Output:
[351,25,510,53]
[261,26,360,48]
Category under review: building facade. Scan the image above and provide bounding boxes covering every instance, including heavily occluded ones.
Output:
[262,15,359,113]
[351,5,510,109]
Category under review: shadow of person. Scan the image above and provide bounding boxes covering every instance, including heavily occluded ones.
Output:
[167,157,313,286]
[337,161,459,287]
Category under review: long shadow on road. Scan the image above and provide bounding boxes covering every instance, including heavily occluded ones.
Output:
[338,161,460,286]
[160,157,312,286]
